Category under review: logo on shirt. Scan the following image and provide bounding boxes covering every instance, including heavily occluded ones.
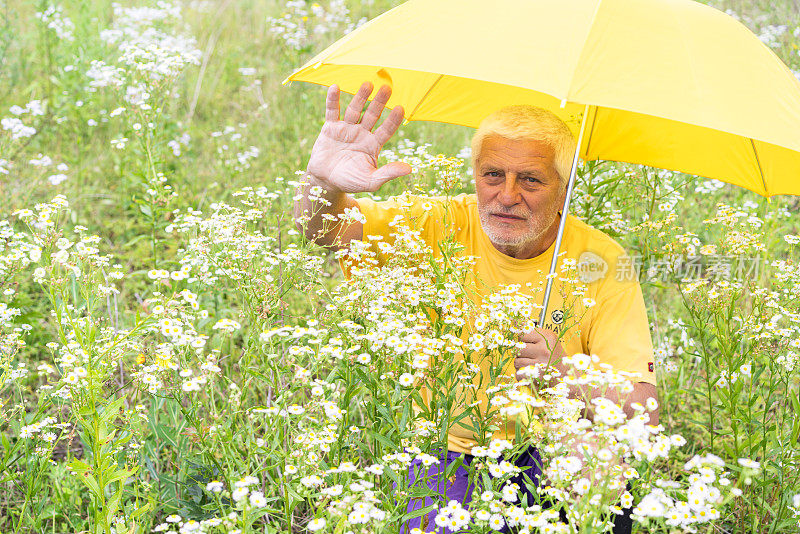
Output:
[551,309,564,325]
[577,251,609,283]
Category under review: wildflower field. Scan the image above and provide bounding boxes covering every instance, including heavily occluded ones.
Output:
[2,0,800,532]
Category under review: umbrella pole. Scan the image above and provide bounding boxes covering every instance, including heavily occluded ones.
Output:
[538,104,591,327]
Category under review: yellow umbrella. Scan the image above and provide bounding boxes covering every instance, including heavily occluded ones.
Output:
[286,0,800,318]
[287,0,800,198]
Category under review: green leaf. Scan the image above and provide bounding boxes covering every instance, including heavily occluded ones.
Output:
[399,502,437,523]
[154,423,180,448]
[443,456,463,478]
[375,402,395,422]
[68,459,91,473]
[105,466,139,486]
[399,401,412,431]
[130,502,152,519]
[751,363,767,384]
[366,429,397,451]
[107,486,123,520]
[77,472,102,500]
[103,397,126,421]
[409,390,430,418]
[791,411,800,444]
[123,234,149,248]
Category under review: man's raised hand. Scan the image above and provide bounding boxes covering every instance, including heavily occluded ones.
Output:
[306,82,412,193]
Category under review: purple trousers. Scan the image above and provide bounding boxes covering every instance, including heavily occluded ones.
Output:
[400,447,543,533]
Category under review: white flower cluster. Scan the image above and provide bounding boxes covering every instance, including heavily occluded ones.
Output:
[471,438,514,459]
[103,2,201,83]
[168,132,191,156]
[0,221,41,285]
[210,125,260,173]
[790,494,800,526]
[757,24,788,48]
[51,325,140,400]
[315,481,388,527]
[2,117,36,140]
[571,161,632,234]
[152,514,232,533]
[266,0,365,51]
[229,475,268,507]
[131,288,223,395]
[24,153,70,186]
[35,4,75,41]
[19,416,58,439]
[380,139,467,195]
[169,196,322,293]
[727,262,800,369]
[433,499,472,531]
[86,60,126,90]
[694,178,725,194]
[83,0,200,127]
[632,453,737,526]
[653,169,685,214]
[152,476,282,533]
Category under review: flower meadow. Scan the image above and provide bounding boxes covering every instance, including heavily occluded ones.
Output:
[1,1,800,533]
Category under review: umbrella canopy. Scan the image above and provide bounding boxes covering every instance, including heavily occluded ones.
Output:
[287,0,800,198]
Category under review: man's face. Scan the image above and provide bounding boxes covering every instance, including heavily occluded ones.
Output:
[475,135,565,259]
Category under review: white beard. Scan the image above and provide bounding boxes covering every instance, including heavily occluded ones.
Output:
[478,201,560,249]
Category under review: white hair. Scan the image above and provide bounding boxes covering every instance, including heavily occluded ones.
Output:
[471,105,577,186]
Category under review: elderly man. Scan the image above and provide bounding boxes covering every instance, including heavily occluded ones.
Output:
[294,82,657,532]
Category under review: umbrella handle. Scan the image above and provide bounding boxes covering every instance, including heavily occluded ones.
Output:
[538,104,591,327]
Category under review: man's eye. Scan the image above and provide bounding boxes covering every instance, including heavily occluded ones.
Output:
[485,171,501,177]
[523,176,541,184]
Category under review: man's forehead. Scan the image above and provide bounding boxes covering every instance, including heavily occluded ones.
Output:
[476,136,555,168]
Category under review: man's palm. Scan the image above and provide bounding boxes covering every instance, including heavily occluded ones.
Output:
[308,122,382,192]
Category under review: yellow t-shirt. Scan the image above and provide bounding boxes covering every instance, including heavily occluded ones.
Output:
[350,193,656,453]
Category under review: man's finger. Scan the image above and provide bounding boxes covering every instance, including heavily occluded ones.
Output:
[518,342,540,360]
[519,340,560,361]
[520,328,559,345]
[518,342,551,361]
[325,84,340,122]
[343,82,373,124]
[374,105,404,146]
[360,85,391,131]
[519,330,545,344]
[368,162,412,191]
[514,357,540,370]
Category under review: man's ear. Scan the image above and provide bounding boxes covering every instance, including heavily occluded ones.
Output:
[557,178,568,208]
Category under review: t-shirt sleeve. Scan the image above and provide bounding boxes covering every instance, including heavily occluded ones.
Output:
[358,196,426,242]
[585,280,657,385]
[356,196,441,248]
[341,195,441,271]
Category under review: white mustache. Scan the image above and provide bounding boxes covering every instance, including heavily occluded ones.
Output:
[489,206,529,218]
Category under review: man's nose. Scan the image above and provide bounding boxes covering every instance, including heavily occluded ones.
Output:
[497,175,520,206]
